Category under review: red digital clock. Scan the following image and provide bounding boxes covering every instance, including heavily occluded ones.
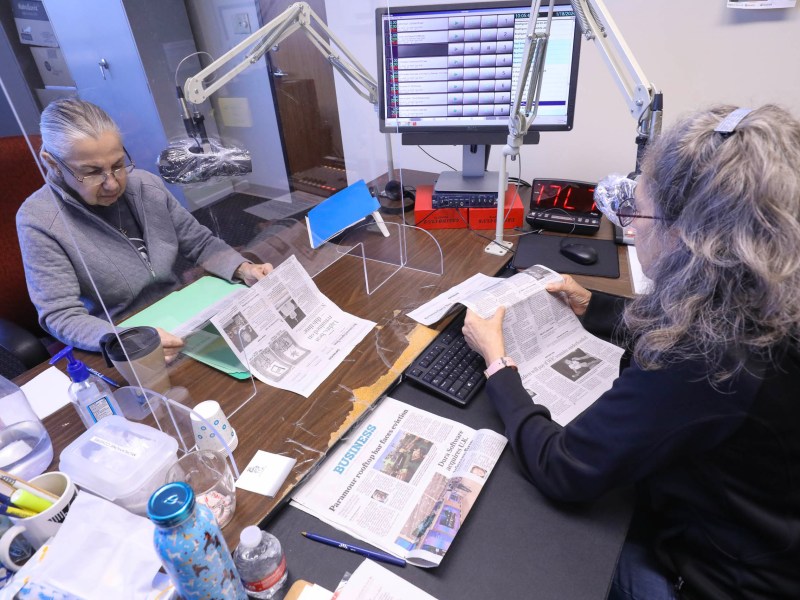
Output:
[526,178,602,235]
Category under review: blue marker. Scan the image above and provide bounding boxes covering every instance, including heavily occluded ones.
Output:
[86,367,122,388]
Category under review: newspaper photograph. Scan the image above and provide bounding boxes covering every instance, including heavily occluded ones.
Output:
[291,397,507,568]
[409,265,624,425]
[208,255,376,396]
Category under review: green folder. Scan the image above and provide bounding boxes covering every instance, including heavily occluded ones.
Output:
[120,276,250,379]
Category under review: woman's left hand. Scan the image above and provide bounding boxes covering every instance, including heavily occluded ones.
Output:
[463,307,507,365]
[235,262,274,286]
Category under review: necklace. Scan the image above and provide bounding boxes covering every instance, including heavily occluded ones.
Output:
[116,200,127,236]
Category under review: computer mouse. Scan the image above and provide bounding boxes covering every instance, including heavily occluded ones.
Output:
[559,243,598,265]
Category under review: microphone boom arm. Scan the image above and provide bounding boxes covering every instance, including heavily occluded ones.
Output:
[184,2,377,106]
[487,0,663,256]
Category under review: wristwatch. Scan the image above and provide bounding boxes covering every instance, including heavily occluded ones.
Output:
[484,356,518,379]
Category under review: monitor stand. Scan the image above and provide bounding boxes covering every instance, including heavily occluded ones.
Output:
[434,144,498,195]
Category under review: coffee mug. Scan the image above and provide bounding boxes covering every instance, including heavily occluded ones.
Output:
[1,472,78,551]
[0,516,33,584]
[191,400,238,453]
[100,326,171,394]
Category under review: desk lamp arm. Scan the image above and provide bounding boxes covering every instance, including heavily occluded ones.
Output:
[487,0,663,255]
[183,2,378,106]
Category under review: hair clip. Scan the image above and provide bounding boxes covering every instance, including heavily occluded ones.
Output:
[714,107,752,137]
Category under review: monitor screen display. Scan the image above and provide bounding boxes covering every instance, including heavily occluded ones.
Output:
[376,1,581,136]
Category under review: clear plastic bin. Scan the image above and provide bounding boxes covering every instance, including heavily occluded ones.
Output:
[59,415,178,515]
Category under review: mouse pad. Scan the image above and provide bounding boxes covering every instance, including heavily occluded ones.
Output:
[510,234,620,278]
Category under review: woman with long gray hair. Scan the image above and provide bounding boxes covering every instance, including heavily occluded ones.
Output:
[464,104,800,599]
[17,98,273,356]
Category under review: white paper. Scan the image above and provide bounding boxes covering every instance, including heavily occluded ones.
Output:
[408,265,625,426]
[209,255,376,397]
[21,366,72,419]
[297,583,333,600]
[728,0,795,8]
[3,492,163,599]
[335,559,438,600]
[235,450,297,496]
[292,397,506,568]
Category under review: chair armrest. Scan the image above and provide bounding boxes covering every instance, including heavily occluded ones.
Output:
[0,318,50,370]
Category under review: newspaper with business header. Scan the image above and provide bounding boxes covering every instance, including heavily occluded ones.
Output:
[291,397,507,568]
[196,254,375,396]
[407,264,625,426]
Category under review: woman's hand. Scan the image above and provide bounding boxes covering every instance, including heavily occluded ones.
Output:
[463,307,507,365]
[156,327,184,363]
[235,262,274,286]
[545,275,592,317]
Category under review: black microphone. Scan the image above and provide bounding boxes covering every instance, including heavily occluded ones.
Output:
[158,87,252,184]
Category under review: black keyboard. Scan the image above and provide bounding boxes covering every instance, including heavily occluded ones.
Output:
[405,311,486,406]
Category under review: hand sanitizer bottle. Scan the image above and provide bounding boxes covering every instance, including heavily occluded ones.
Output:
[49,347,122,429]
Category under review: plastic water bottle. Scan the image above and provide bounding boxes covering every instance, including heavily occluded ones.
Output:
[147,481,247,599]
[0,375,53,480]
[233,526,288,599]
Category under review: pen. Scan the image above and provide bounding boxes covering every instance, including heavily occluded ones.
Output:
[86,367,122,388]
[301,531,406,567]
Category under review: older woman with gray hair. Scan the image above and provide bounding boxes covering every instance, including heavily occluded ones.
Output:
[463,104,800,599]
[17,98,272,357]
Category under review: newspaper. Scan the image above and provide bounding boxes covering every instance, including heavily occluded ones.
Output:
[200,254,375,396]
[291,397,507,568]
[407,265,625,426]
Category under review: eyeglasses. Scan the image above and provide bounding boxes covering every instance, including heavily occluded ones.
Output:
[49,147,135,187]
[614,196,664,228]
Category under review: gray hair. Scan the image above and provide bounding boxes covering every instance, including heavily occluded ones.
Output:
[39,98,120,166]
[624,104,800,381]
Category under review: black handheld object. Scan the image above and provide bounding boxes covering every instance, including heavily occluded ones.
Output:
[559,242,598,266]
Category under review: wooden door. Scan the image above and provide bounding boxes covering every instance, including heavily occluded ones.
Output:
[257,0,347,197]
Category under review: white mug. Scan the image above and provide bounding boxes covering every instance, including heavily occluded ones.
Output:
[191,400,238,453]
[2,472,78,551]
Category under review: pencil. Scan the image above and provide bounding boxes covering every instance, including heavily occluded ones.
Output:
[301,531,406,567]
[0,471,60,502]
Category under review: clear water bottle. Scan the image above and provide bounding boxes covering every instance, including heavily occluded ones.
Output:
[0,375,53,480]
[233,526,288,599]
[147,481,247,599]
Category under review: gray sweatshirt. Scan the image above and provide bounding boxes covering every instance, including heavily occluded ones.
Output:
[16,169,246,351]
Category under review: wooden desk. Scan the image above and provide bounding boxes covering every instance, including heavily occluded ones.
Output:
[17,178,633,551]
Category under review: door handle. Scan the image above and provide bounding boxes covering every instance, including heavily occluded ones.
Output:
[98,58,109,80]
[272,68,287,78]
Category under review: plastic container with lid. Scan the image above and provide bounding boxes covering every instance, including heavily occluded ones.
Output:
[0,375,53,480]
[59,415,178,515]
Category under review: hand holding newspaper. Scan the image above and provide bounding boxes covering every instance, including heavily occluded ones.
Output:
[407,265,625,426]
[201,254,375,397]
[291,397,507,568]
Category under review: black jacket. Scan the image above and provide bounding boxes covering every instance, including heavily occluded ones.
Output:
[486,291,800,599]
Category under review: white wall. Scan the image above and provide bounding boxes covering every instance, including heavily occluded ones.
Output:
[328,0,800,185]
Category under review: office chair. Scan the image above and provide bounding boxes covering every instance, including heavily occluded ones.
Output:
[0,318,51,379]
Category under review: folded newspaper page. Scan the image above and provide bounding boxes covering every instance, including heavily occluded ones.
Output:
[408,265,625,426]
[335,559,438,599]
[204,254,375,396]
[291,397,507,568]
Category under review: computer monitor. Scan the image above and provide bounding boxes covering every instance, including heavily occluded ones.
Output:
[376,1,581,195]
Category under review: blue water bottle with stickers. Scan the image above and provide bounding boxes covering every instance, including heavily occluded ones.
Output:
[147,481,246,599]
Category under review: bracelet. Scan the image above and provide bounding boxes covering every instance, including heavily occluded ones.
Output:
[484,356,518,379]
